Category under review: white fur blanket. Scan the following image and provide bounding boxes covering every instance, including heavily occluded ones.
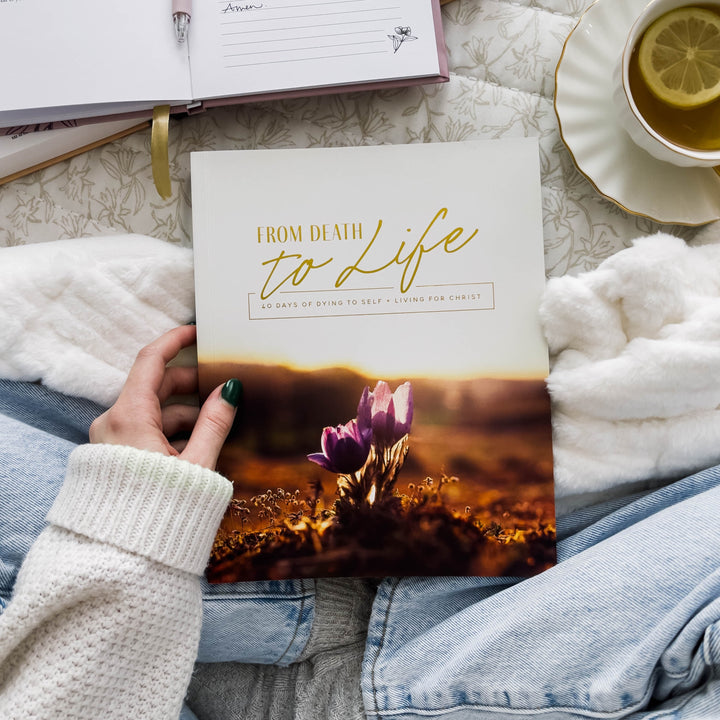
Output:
[542,229,720,503]
[3,232,720,506]
[0,236,193,406]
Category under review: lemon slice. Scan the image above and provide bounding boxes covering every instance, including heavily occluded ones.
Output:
[638,6,720,108]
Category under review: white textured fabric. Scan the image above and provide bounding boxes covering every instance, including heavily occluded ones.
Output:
[49,445,234,575]
[0,235,194,406]
[0,444,232,720]
[542,227,720,500]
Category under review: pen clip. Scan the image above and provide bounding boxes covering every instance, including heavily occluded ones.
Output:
[174,12,190,44]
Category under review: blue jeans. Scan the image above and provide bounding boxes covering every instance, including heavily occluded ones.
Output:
[365,471,720,719]
[1,380,718,719]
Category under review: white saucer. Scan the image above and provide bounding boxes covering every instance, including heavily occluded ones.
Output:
[554,0,720,226]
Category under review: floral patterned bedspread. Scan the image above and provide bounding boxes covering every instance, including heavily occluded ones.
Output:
[0,0,696,275]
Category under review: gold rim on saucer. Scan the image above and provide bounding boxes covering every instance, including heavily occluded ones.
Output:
[554,0,720,226]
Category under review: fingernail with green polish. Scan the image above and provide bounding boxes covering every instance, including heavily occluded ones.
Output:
[221,378,243,408]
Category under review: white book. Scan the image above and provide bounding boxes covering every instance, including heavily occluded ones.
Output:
[190,140,556,583]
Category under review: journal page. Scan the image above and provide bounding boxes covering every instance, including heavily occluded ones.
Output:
[188,0,444,100]
[0,0,192,126]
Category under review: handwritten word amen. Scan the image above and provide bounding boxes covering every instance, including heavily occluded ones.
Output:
[259,209,477,299]
[221,2,263,13]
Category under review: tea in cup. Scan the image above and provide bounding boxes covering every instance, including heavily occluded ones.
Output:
[613,0,720,167]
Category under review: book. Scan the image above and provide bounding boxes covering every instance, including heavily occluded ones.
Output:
[0,0,447,130]
[191,139,556,582]
[0,119,149,185]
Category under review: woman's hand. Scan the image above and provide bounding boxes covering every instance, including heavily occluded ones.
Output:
[89,325,240,470]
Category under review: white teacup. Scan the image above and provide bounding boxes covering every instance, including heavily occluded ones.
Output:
[613,0,720,168]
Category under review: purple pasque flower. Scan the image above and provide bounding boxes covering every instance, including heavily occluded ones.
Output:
[308,418,372,474]
[359,380,413,447]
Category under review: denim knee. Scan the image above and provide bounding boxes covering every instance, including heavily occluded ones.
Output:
[197,578,314,665]
[363,466,720,719]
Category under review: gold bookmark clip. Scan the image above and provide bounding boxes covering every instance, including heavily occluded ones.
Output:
[151,105,172,199]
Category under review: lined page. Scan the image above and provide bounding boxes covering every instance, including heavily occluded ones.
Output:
[0,0,192,125]
[189,0,441,99]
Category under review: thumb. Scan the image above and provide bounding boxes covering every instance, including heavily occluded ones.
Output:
[180,379,242,470]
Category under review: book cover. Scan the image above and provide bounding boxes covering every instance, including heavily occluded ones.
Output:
[191,140,555,582]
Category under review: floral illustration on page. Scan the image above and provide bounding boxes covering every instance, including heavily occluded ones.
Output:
[389,26,417,53]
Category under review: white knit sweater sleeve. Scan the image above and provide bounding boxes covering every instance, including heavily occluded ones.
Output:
[0,444,233,720]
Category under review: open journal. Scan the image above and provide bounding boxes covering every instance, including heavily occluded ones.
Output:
[0,0,447,131]
[191,140,556,583]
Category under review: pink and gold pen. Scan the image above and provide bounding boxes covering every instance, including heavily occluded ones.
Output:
[173,0,192,44]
